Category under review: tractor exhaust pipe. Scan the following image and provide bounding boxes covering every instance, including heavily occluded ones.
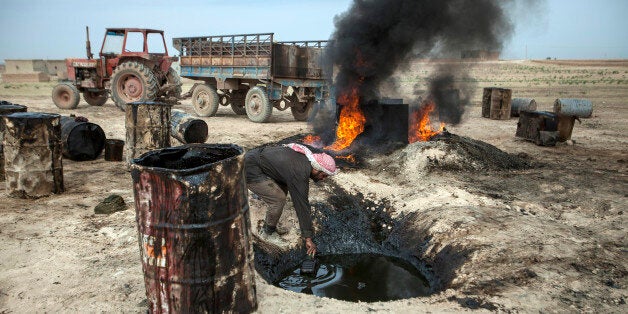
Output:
[86,26,93,60]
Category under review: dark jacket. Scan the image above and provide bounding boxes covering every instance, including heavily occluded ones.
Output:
[245,146,314,238]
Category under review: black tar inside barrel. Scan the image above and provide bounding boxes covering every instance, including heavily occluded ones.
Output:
[133,144,241,170]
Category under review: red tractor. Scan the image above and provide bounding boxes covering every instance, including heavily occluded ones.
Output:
[52,27,181,110]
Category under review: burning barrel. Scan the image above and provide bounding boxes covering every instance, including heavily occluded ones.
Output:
[125,101,172,164]
[2,112,64,198]
[482,87,512,120]
[510,98,537,117]
[170,109,209,144]
[130,144,257,313]
[60,116,106,161]
[0,103,27,181]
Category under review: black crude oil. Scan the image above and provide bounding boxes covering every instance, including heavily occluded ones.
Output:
[275,253,430,302]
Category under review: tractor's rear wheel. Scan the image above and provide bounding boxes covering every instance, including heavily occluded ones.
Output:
[52,83,80,109]
[245,86,272,123]
[192,84,219,117]
[166,67,182,98]
[83,90,108,106]
[110,61,158,111]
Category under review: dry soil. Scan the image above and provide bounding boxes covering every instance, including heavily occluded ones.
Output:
[0,60,626,313]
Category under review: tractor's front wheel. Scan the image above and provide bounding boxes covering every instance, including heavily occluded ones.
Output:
[83,90,108,106]
[52,83,80,109]
[110,61,158,111]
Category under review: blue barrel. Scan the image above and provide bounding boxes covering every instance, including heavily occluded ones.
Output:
[553,98,592,118]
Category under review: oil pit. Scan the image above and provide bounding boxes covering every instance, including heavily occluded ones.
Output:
[254,183,442,302]
[276,253,430,302]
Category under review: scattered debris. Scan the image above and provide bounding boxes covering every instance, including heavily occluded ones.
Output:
[94,194,127,214]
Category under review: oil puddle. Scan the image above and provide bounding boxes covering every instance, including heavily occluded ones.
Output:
[275,253,430,302]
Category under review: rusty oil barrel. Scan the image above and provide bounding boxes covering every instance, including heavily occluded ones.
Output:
[2,112,63,198]
[60,116,106,161]
[125,101,172,164]
[481,87,512,120]
[553,98,593,118]
[0,103,27,181]
[510,98,537,117]
[130,144,257,313]
[170,109,208,144]
[104,139,125,161]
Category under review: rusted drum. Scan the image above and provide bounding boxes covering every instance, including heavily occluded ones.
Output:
[553,98,593,118]
[481,87,512,120]
[125,101,172,164]
[557,116,576,142]
[104,139,125,161]
[170,109,208,144]
[130,144,257,313]
[2,112,64,198]
[60,116,106,161]
[510,98,537,117]
[0,103,27,181]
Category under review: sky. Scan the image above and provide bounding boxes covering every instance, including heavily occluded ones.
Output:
[0,0,627,62]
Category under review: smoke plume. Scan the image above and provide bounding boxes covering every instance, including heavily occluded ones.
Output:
[317,0,539,134]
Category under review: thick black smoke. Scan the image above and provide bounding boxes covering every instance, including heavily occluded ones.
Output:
[315,0,539,135]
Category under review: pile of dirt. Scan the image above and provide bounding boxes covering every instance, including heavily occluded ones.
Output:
[366,133,530,180]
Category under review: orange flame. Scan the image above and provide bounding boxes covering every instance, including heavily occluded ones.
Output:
[303,134,322,147]
[409,101,445,143]
[324,85,366,151]
[335,154,356,164]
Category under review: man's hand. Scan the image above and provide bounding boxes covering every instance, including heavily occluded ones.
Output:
[305,237,317,257]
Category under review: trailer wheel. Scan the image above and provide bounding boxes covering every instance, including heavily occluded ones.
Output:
[192,84,219,117]
[83,90,108,106]
[230,90,247,115]
[290,101,315,121]
[52,83,80,109]
[111,61,158,111]
[245,86,272,123]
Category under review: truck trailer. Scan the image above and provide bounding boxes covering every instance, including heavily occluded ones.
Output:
[172,33,330,123]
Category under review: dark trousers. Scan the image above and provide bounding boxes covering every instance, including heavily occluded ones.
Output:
[247,179,288,228]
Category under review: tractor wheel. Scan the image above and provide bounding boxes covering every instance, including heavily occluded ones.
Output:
[290,100,315,121]
[83,90,108,106]
[166,67,182,98]
[192,84,219,117]
[230,90,247,115]
[110,61,158,111]
[52,83,80,109]
[245,86,272,123]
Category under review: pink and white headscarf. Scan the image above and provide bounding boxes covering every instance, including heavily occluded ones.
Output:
[284,143,338,176]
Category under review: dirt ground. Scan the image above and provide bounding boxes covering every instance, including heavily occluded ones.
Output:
[0,60,626,313]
